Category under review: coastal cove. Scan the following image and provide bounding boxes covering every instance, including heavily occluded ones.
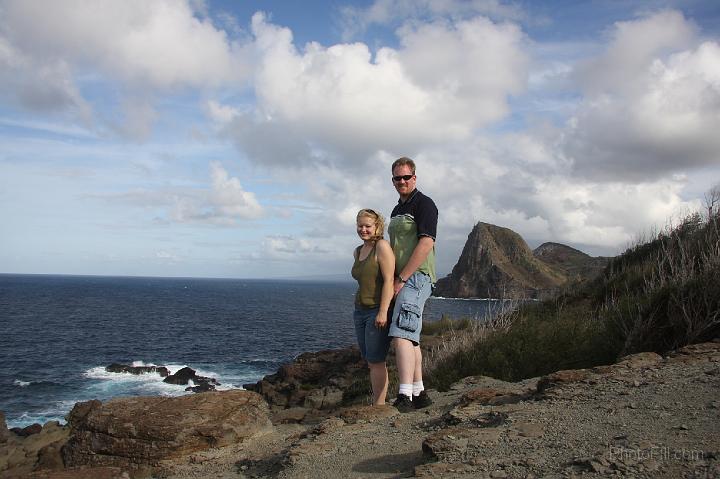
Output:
[0,274,508,428]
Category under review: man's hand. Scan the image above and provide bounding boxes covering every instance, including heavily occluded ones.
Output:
[393,278,404,297]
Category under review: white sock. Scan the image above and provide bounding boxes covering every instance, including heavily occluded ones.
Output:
[399,383,413,398]
[412,381,424,397]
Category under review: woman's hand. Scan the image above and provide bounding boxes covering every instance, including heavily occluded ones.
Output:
[375,311,388,329]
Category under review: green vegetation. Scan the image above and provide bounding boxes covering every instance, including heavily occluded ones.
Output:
[421,315,474,336]
[425,202,720,391]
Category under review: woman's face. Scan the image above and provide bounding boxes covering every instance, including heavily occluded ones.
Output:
[356,215,377,241]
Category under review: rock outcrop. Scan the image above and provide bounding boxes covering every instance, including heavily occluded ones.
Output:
[0,420,69,479]
[244,347,367,412]
[61,390,271,475]
[434,222,610,298]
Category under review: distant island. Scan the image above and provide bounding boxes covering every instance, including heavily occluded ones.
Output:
[434,222,610,299]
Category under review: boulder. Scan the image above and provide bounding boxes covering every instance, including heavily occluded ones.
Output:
[62,390,272,473]
[106,363,170,377]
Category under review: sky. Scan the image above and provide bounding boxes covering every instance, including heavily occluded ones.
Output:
[1,0,719,280]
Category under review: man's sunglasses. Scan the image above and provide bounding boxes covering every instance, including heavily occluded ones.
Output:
[392,174,414,182]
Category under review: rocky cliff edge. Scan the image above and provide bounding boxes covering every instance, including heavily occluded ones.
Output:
[1,340,718,478]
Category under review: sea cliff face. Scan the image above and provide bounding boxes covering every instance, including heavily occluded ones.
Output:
[434,222,609,299]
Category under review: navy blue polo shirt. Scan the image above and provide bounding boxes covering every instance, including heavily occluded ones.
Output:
[389,189,438,282]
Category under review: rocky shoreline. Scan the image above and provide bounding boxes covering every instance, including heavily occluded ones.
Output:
[2,340,718,478]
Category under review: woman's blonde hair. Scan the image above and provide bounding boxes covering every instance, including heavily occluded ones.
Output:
[356,209,385,242]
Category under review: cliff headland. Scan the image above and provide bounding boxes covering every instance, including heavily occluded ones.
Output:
[434,222,609,299]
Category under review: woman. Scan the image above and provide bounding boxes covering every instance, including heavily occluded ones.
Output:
[351,209,395,405]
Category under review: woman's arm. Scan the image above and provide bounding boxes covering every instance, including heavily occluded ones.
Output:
[375,239,395,328]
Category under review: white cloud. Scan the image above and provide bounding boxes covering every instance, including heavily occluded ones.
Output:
[229,12,527,166]
[261,235,334,258]
[0,0,250,135]
[0,0,247,89]
[0,36,92,121]
[208,161,263,220]
[576,10,697,95]
[563,10,720,181]
[96,161,263,225]
[205,100,240,124]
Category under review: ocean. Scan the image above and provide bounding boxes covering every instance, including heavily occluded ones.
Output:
[0,274,506,428]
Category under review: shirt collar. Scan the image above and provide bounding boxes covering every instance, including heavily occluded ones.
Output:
[398,188,419,205]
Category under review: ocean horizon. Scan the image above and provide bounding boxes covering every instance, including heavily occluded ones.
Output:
[1,273,508,428]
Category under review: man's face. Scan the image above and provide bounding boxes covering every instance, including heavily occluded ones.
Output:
[392,164,416,198]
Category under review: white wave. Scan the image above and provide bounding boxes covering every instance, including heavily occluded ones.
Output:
[216,383,242,391]
[14,379,31,387]
[10,407,68,428]
[83,362,252,398]
[131,360,160,367]
[84,366,166,382]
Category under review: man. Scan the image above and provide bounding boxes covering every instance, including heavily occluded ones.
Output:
[387,157,437,412]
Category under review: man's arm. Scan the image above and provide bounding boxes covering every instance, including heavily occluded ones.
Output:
[393,236,434,296]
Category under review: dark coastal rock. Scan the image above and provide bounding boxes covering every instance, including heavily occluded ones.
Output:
[11,423,42,437]
[62,390,272,474]
[185,382,215,393]
[0,411,9,443]
[164,367,219,392]
[434,222,609,299]
[106,363,170,377]
[244,346,366,410]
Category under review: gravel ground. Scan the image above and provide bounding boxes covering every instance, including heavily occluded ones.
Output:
[161,340,720,479]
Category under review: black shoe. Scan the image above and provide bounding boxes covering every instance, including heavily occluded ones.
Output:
[413,390,432,409]
[393,394,414,413]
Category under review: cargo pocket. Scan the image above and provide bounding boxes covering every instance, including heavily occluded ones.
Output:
[397,303,421,332]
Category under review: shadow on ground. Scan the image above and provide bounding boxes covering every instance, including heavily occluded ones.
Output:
[352,451,427,477]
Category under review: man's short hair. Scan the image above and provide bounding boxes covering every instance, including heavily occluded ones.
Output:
[391,157,416,174]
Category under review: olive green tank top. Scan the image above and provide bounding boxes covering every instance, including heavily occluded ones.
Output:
[351,244,383,308]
